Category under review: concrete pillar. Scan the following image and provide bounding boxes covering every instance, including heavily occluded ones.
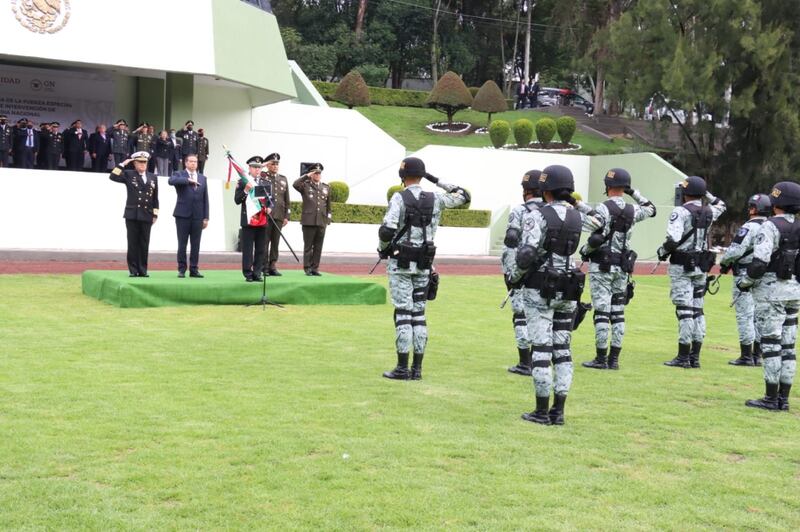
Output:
[165,73,194,130]
[136,77,165,129]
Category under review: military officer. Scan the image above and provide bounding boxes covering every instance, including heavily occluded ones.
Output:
[502,169,544,376]
[197,129,210,173]
[111,119,130,166]
[379,157,469,380]
[36,123,50,169]
[293,163,331,276]
[737,181,800,411]
[658,176,726,368]
[109,151,159,277]
[579,168,657,370]
[43,122,64,170]
[235,156,273,282]
[0,114,12,167]
[719,194,772,366]
[261,153,291,276]
[131,123,154,155]
[177,120,199,159]
[508,165,603,425]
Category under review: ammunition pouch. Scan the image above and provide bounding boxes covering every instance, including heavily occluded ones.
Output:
[427,270,440,300]
[625,280,635,305]
[589,249,638,274]
[524,267,586,302]
[395,241,436,269]
[768,249,800,280]
[671,250,715,273]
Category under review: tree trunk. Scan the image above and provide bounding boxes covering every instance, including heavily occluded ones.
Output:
[355,0,368,41]
[431,0,443,83]
[523,1,533,82]
[500,3,506,96]
[507,1,522,97]
[594,63,605,115]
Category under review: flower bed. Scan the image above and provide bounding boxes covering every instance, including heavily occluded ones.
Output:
[425,121,472,134]
[493,142,582,152]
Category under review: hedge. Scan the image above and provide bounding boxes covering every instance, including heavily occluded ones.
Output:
[313,81,429,108]
[489,119,511,148]
[536,117,557,146]
[513,118,534,148]
[288,201,490,228]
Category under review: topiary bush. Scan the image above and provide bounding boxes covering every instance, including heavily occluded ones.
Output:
[355,64,389,87]
[387,184,404,203]
[334,70,370,109]
[329,181,350,203]
[556,116,577,145]
[426,71,473,125]
[512,118,534,148]
[472,80,508,126]
[536,118,557,147]
[489,120,511,148]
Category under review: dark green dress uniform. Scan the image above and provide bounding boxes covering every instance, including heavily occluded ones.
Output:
[0,118,12,167]
[109,153,159,277]
[293,164,331,276]
[43,127,64,170]
[262,153,291,275]
[178,125,199,157]
[197,134,209,173]
[111,124,130,166]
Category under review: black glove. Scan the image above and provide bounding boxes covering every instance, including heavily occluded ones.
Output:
[624,187,635,196]
[378,246,391,260]
[424,172,439,184]
[736,280,751,292]
[719,263,731,275]
[657,247,669,262]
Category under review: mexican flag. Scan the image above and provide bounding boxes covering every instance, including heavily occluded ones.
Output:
[226,153,268,227]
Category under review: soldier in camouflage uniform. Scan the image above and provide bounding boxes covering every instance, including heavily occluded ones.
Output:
[379,157,469,381]
[737,181,800,411]
[502,169,544,376]
[508,165,603,425]
[579,168,656,370]
[719,194,772,366]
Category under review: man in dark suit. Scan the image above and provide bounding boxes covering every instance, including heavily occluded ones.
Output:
[13,118,39,169]
[168,154,209,278]
[0,114,12,167]
[64,120,88,171]
[293,163,331,276]
[261,152,291,276]
[36,123,50,169]
[43,122,65,170]
[235,156,273,282]
[89,124,112,172]
[109,151,159,277]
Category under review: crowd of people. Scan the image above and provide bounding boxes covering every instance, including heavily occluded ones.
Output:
[0,115,210,175]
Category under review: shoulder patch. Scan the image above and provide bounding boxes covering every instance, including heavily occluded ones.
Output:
[737,227,749,238]
[756,232,766,245]
[523,216,536,233]
[669,212,679,222]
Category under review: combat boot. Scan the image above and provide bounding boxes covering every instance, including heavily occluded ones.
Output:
[752,342,763,366]
[745,382,780,410]
[508,347,532,376]
[581,347,607,370]
[689,341,702,369]
[548,394,567,425]
[779,383,792,411]
[410,352,424,381]
[729,343,754,366]
[522,396,551,425]
[607,346,621,370]
[383,352,410,380]
[664,343,691,368]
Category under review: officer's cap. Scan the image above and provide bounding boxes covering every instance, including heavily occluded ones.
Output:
[398,157,425,179]
[51,121,60,126]
[604,168,632,189]
[0,114,7,120]
[247,155,264,167]
[18,117,27,123]
[539,164,575,192]
[679,176,707,196]
[770,181,800,208]
[521,169,541,191]
[131,151,150,162]
[185,120,194,126]
[308,163,324,174]
[265,153,280,163]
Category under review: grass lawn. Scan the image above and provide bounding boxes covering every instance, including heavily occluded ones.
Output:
[1,273,799,529]
[335,102,635,155]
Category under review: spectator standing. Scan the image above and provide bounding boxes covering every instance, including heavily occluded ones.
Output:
[89,124,112,173]
[64,120,89,171]
[153,130,174,176]
[0,114,12,167]
[13,119,39,169]
[43,122,64,170]
[197,128,209,173]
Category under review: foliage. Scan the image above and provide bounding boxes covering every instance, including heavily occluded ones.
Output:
[328,181,350,203]
[535,118,557,147]
[512,118,534,148]
[426,71,474,125]
[314,82,429,108]
[355,64,390,87]
[386,185,405,203]
[472,81,509,125]
[281,27,336,80]
[334,71,371,109]
[556,116,578,144]
[488,120,511,149]
[287,199,488,227]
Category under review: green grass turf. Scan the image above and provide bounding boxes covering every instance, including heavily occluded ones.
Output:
[333,102,635,155]
[1,273,799,529]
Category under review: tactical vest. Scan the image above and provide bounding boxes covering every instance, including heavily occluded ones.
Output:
[393,189,436,269]
[669,202,716,272]
[683,202,713,235]
[588,200,637,272]
[731,219,764,274]
[767,216,800,280]
[540,205,582,258]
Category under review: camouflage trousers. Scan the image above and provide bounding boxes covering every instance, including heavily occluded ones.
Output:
[521,288,576,397]
[589,271,628,349]
[753,295,798,386]
[510,289,531,350]
[669,266,706,344]
[389,271,429,355]
[733,273,759,345]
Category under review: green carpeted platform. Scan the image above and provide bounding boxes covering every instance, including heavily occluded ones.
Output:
[81,270,386,308]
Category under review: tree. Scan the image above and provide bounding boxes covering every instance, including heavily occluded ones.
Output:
[426,71,474,125]
[334,70,371,109]
[472,80,508,125]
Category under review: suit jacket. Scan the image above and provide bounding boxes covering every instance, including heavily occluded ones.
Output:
[263,171,291,221]
[64,128,88,154]
[14,128,39,152]
[235,177,273,228]
[109,164,159,222]
[169,170,209,220]
[293,176,332,227]
[88,132,112,158]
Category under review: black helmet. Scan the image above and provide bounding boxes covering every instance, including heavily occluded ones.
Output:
[604,168,631,189]
[539,164,574,192]
[769,181,800,208]
[521,169,541,191]
[680,176,707,196]
[747,193,772,216]
[399,157,425,179]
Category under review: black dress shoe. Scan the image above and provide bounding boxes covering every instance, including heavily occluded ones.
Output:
[305,270,313,276]
[190,271,204,278]
[140,273,149,277]
[245,276,255,282]
[311,270,322,276]
[129,273,138,278]
[178,272,186,278]
[252,275,263,282]
[268,269,282,276]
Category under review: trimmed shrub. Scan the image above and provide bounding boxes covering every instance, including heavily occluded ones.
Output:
[287,201,490,227]
[329,181,350,203]
[536,118,557,147]
[334,70,370,109]
[512,118,534,148]
[468,87,480,97]
[356,64,389,87]
[453,188,472,210]
[556,116,577,144]
[312,81,429,108]
[387,184,404,203]
[489,120,511,149]
[426,71,473,125]
[472,80,508,126]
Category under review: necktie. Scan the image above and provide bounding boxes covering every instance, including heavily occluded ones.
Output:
[27,131,33,147]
